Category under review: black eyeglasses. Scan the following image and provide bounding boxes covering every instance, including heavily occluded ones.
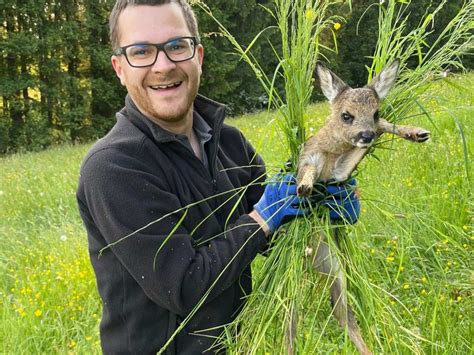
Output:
[113,36,199,68]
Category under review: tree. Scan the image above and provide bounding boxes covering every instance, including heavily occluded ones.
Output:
[326,0,470,89]
[0,0,469,153]
[196,0,280,114]
[83,0,125,139]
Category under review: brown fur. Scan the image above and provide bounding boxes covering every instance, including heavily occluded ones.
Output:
[290,60,429,355]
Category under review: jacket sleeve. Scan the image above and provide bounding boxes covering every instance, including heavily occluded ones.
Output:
[78,147,267,317]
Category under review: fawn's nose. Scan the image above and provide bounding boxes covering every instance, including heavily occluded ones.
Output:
[359,130,376,144]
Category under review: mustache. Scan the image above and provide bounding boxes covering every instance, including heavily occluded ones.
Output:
[145,73,183,85]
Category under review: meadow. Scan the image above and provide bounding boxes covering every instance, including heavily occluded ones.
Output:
[0,73,472,354]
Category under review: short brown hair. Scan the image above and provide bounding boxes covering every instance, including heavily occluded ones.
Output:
[109,0,199,50]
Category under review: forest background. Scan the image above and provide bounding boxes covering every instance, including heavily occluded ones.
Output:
[1,0,472,154]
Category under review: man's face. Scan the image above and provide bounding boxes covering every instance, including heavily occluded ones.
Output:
[111,4,203,126]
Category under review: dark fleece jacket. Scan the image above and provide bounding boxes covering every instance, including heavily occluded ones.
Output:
[76,95,267,354]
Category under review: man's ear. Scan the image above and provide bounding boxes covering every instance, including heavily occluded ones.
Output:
[111,55,126,86]
[196,44,204,75]
[317,62,349,103]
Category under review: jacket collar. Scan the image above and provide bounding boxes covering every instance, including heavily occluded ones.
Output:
[121,94,227,144]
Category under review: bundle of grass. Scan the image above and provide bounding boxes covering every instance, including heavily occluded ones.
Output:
[194,0,473,353]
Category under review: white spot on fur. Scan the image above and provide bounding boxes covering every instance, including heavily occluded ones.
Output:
[300,152,323,171]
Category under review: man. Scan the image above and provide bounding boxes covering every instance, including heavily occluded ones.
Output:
[77,1,359,353]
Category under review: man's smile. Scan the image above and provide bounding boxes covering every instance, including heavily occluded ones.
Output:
[149,81,183,90]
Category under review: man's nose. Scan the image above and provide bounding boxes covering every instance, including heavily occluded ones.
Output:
[151,51,176,72]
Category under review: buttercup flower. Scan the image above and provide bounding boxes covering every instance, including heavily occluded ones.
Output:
[305,9,316,21]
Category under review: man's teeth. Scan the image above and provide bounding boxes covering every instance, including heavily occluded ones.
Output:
[150,82,181,89]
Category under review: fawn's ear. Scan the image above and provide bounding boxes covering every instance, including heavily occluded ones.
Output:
[316,62,348,102]
[369,59,400,99]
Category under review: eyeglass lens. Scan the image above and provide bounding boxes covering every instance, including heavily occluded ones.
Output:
[125,38,195,67]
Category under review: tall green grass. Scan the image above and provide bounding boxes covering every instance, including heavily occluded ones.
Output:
[194,0,343,165]
[202,0,473,352]
[0,145,101,353]
[228,77,473,354]
[0,74,471,353]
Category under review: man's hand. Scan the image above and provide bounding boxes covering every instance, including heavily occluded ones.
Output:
[253,173,308,234]
[251,174,360,235]
[317,177,360,224]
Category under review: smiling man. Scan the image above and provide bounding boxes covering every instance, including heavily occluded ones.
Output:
[110,3,202,134]
[76,1,361,354]
[76,0,317,354]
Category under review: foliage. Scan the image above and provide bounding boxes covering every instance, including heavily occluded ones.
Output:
[0,0,120,153]
[0,74,472,353]
[196,0,280,115]
[326,0,473,88]
[197,0,473,353]
[0,0,280,153]
[370,0,474,130]
[1,0,471,153]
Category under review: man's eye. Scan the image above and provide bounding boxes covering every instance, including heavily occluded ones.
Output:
[129,46,152,57]
[166,40,190,52]
[169,44,184,51]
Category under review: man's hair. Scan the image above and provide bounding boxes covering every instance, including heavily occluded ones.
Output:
[109,0,199,50]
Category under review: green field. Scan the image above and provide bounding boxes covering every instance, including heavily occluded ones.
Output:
[1,74,472,353]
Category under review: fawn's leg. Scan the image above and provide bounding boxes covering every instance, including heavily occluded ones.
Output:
[332,148,367,182]
[297,151,325,196]
[377,118,430,142]
[285,301,298,355]
[312,233,372,355]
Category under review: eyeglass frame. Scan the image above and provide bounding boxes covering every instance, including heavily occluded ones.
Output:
[113,36,200,68]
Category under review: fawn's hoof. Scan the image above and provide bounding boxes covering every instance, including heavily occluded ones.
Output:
[297,183,312,197]
[405,129,430,142]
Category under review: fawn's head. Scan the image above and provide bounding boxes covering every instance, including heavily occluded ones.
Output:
[317,60,400,148]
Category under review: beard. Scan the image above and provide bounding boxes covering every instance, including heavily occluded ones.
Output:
[128,72,200,126]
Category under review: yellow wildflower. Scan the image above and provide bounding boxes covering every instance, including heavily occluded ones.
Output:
[305,9,316,22]
[334,22,342,31]
[69,340,77,348]
[34,309,42,317]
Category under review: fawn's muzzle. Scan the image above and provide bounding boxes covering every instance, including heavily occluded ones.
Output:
[354,130,376,146]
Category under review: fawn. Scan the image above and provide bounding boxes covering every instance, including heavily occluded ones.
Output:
[294,60,430,355]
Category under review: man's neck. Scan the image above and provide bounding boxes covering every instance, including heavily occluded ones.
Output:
[146,109,202,160]
[152,117,193,137]
[147,109,194,139]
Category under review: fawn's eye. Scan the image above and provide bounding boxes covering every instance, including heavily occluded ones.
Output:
[374,110,380,122]
[341,112,354,124]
